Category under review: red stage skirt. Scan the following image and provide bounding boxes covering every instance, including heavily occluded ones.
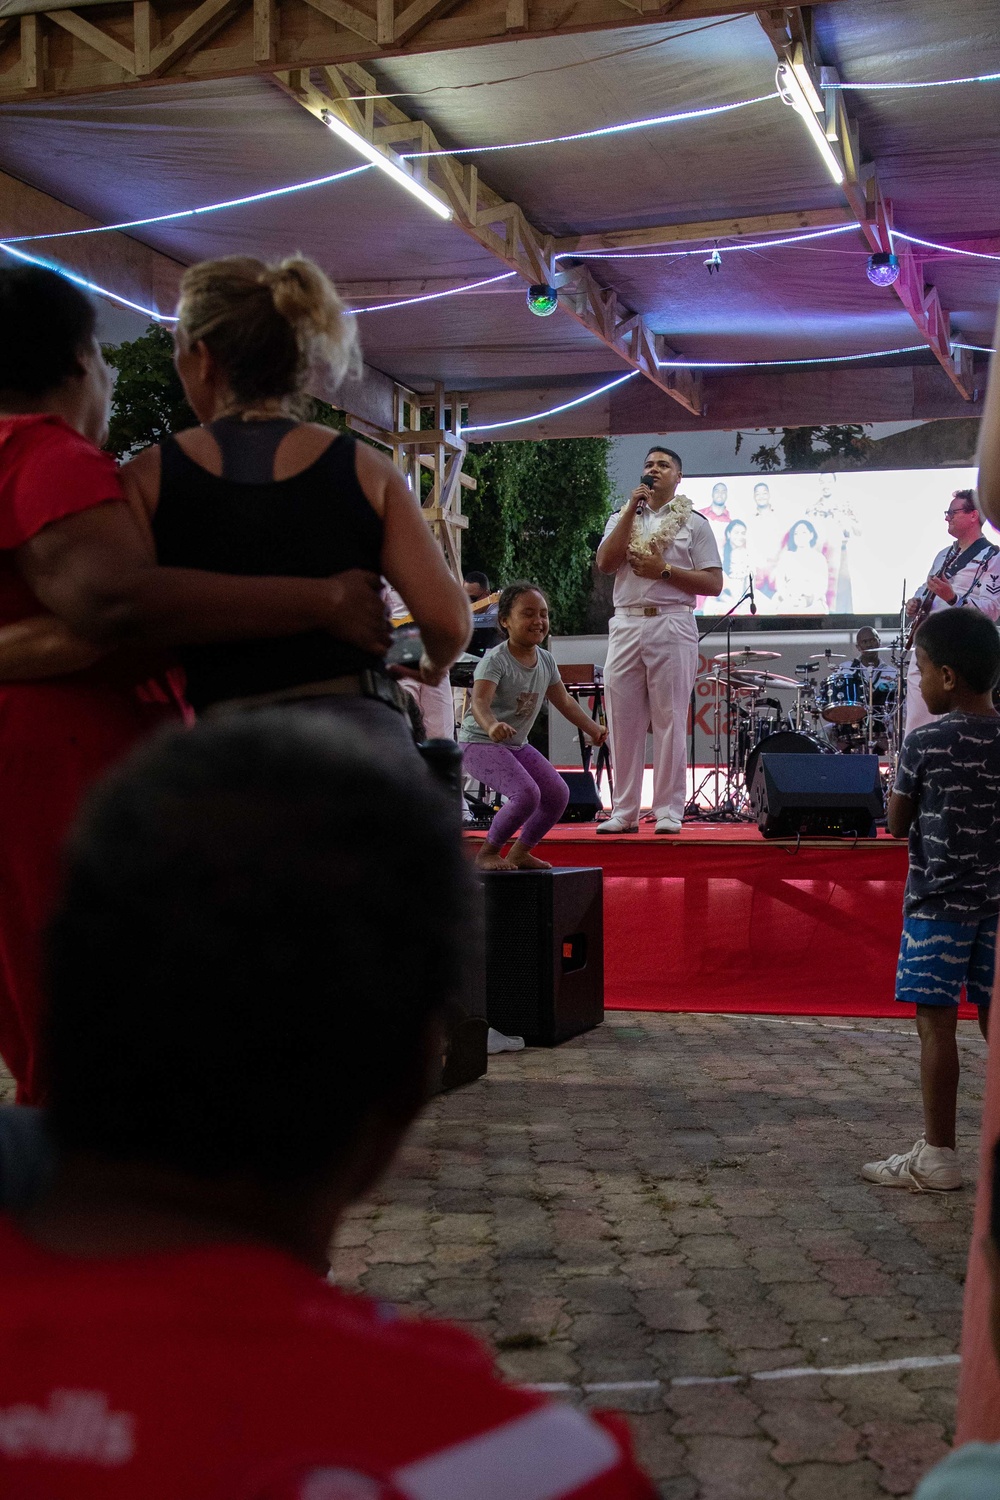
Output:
[468,825,975,1021]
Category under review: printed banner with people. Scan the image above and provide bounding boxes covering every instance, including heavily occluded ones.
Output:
[687,466,986,617]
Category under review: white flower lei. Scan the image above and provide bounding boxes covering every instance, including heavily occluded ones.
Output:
[630,492,693,559]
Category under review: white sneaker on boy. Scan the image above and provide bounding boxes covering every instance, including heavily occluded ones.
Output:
[862,1137,961,1191]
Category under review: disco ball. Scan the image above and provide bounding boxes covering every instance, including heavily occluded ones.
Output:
[527,283,559,316]
[866,252,900,287]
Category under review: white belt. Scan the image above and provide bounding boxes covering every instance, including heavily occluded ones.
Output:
[615,604,692,618]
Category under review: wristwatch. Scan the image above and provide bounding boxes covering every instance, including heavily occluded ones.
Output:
[660,565,672,581]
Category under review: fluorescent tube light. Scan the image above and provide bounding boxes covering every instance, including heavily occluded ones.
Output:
[321,109,453,220]
[777,64,845,185]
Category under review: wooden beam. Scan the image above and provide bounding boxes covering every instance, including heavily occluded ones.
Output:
[391,0,462,46]
[278,65,703,416]
[757,10,974,401]
[19,12,40,90]
[554,206,854,255]
[0,0,854,103]
[45,6,136,73]
[147,0,242,74]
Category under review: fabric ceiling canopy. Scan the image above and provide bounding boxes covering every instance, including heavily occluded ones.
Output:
[0,0,996,424]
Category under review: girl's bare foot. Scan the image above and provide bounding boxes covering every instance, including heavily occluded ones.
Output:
[506,843,551,870]
[476,846,512,871]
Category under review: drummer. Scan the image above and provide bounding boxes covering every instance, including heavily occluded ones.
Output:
[851,627,897,690]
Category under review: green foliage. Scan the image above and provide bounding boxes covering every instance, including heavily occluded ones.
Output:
[102,326,195,460]
[462,438,613,634]
[747,424,873,473]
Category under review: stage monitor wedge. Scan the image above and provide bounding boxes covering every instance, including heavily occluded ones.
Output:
[750,752,884,839]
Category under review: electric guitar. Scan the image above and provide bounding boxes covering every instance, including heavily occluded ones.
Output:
[905,544,960,650]
[390,590,501,630]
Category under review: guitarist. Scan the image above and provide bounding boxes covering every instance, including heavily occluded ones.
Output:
[463,570,503,656]
[904,490,1000,734]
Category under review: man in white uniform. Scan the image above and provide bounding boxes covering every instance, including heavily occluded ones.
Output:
[595,445,723,834]
[904,489,1000,734]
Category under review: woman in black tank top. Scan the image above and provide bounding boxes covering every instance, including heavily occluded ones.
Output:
[127,255,471,725]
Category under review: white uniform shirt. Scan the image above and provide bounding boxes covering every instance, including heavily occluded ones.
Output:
[922,540,1000,621]
[602,505,721,609]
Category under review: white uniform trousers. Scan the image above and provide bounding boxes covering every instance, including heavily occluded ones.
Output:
[604,610,698,824]
[904,653,940,738]
[400,677,456,740]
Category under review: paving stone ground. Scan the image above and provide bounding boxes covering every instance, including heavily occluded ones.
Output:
[330,1011,987,1500]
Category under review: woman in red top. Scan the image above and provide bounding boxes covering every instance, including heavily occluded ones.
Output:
[0,265,392,1104]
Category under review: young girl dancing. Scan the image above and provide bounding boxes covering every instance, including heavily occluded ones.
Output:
[460,581,607,870]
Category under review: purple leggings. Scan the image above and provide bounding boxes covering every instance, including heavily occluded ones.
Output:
[463,741,569,849]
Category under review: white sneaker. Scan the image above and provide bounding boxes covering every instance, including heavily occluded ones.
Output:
[655,817,682,834]
[861,1137,962,1191]
[595,815,638,834]
[487,1027,525,1054]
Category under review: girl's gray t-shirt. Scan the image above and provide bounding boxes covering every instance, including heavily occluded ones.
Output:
[458,642,561,745]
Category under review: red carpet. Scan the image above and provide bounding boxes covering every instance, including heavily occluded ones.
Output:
[465,824,977,1020]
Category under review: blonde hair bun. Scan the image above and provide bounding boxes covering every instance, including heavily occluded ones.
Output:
[177,254,361,404]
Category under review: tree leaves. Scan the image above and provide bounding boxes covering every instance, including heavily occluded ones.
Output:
[462,438,613,633]
[102,326,195,461]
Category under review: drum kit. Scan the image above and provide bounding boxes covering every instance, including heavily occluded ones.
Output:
[693,640,904,818]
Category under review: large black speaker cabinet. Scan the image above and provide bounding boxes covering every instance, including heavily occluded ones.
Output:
[479,866,604,1046]
[557,771,603,823]
[438,864,488,1092]
[750,752,884,839]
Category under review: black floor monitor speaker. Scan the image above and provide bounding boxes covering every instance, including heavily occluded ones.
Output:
[750,752,884,839]
[479,866,604,1046]
[557,771,603,823]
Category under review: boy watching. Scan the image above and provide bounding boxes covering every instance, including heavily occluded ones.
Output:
[0,713,654,1499]
[863,609,1000,1191]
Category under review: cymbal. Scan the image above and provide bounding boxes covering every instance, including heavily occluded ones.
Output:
[713,648,781,663]
[808,652,846,661]
[795,662,819,672]
[706,672,760,695]
[733,670,801,690]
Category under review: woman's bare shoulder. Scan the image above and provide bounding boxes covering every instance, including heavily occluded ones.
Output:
[120,442,164,517]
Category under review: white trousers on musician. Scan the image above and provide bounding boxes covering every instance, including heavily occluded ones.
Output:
[604,611,698,824]
[905,653,940,738]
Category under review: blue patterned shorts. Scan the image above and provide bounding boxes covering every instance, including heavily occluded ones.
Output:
[896,915,997,1009]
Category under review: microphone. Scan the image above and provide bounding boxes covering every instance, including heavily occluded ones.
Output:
[638,475,653,489]
[749,572,757,616]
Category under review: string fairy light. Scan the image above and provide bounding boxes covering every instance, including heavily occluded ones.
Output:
[829,69,1000,91]
[656,345,928,370]
[0,167,371,246]
[462,372,639,432]
[401,93,779,159]
[559,223,860,261]
[0,242,177,322]
[892,230,1000,262]
[352,271,517,313]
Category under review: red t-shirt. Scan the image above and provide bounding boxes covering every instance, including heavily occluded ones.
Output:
[0,1218,655,1499]
[0,412,186,709]
[0,413,124,626]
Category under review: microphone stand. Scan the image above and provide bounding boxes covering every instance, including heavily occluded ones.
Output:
[687,579,755,821]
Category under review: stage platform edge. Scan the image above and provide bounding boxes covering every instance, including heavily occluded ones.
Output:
[463,826,977,1021]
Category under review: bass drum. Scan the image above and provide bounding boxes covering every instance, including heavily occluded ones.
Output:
[744,729,833,793]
